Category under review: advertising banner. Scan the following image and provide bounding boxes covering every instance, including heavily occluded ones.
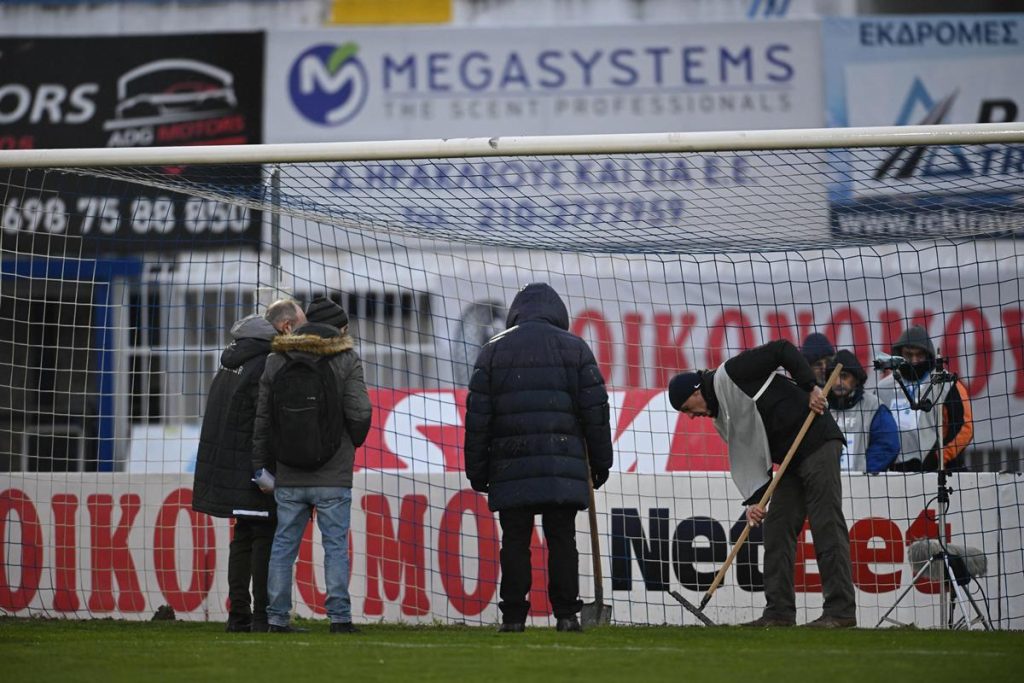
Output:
[822,15,1024,240]
[2,473,1021,629]
[264,22,825,143]
[0,33,264,253]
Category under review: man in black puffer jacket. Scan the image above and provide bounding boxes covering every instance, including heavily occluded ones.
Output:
[464,283,614,633]
[192,300,306,632]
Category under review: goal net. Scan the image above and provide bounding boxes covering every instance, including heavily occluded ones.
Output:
[1,123,1023,629]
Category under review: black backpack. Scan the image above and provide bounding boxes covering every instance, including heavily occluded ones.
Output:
[269,355,343,470]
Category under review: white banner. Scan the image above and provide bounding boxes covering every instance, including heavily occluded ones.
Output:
[2,473,1021,629]
[264,22,825,142]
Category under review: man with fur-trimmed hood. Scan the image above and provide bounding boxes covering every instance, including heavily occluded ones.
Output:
[253,296,372,634]
[827,349,900,473]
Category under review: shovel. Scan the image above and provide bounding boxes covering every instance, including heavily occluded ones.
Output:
[671,363,843,626]
[580,460,612,628]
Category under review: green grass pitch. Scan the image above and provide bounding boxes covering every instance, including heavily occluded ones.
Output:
[2,618,1022,682]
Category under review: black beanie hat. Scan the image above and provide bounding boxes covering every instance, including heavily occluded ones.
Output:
[668,372,703,411]
[801,332,835,364]
[305,296,349,329]
[832,349,867,384]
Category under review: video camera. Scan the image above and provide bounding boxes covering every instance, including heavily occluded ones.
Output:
[872,353,908,372]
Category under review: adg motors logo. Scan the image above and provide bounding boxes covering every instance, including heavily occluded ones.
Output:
[289,42,369,126]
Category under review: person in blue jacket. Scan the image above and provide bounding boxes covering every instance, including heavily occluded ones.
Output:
[827,350,901,473]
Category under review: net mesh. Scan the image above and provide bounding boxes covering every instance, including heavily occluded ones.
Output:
[1,137,1023,628]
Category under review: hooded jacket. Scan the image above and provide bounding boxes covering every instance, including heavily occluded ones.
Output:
[192,315,278,519]
[875,327,973,470]
[252,322,372,488]
[463,283,614,512]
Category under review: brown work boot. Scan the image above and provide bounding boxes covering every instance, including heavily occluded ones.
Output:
[804,615,857,629]
[740,615,795,627]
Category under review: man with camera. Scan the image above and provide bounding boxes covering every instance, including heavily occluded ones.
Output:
[827,350,900,473]
[875,326,974,471]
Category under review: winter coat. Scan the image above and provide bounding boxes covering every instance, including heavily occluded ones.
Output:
[192,315,278,519]
[252,322,373,488]
[463,283,614,512]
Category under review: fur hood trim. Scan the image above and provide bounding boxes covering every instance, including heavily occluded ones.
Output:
[272,333,355,356]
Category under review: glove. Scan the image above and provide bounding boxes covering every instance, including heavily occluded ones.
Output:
[470,479,489,494]
[592,469,609,490]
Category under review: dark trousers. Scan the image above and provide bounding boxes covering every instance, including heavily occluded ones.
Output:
[227,516,276,625]
[498,506,582,623]
[762,439,856,621]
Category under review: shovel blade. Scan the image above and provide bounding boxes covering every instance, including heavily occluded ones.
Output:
[580,601,612,628]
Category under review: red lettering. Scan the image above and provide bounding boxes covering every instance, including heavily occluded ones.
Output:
[362,494,429,616]
[706,309,756,368]
[906,509,951,595]
[624,312,643,387]
[571,310,614,382]
[826,307,871,369]
[87,494,145,612]
[438,490,498,616]
[796,311,816,343]
[849,517,903,593]
[794,522,821,593]
[1003,308,1024,398]
[764,312,796,345]
[153,489,215,613]
[0,489,43,611]
[878,310,904,355]
[654,312,696,386]
[943,306,992,396]
[52,494,79,612]
[910,310,936,338]
[528,526,553,616]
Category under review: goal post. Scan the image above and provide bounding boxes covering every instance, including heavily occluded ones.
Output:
[1,122,1023,628]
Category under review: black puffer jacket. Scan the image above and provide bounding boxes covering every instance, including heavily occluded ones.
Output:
[464,283,614,512]
[193,315,278,519]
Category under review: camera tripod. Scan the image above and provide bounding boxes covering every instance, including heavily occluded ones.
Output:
[875,468,993,630]
[873,355,991,630]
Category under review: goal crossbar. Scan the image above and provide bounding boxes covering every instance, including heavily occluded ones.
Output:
[1,122,1023,168]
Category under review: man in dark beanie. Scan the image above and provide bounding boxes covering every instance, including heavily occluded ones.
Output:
[253,295,371,634]
[800,332,835,388]
[827,350,900,473]
[669,339,855,628]
[875,325,973,471]
[464,283,613,633]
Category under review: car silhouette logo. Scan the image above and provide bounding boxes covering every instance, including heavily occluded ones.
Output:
[104,59,238,130]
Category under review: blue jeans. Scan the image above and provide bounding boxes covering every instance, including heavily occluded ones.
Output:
[267,486,353,626]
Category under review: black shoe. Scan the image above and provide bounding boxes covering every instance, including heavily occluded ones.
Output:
[225,621,252,633]
[740,615,795,628]
[498,622,525,633]
[251,619,269,633]
[330,622,361,634]
[804,615,857,629]
[556,616,582,632]
[268,624,309,633]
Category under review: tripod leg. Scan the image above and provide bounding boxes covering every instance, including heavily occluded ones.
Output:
[876,561,931,628]
[944,557,976,631]
[962,587,993,631]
